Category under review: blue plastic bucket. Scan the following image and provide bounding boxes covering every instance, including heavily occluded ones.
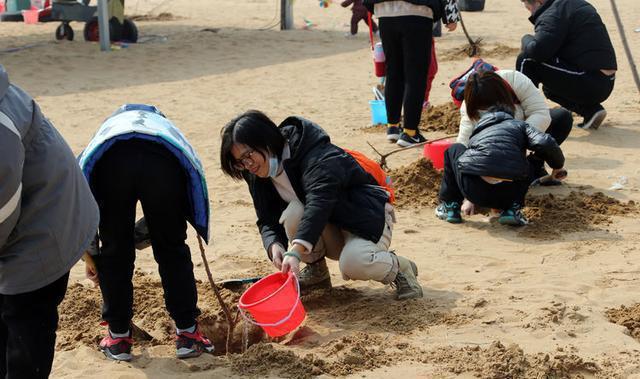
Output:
[369,100,388,125]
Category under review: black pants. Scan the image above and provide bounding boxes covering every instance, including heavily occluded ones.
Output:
[351,12,377,35]
[528,107,572,179]
[516,53,615,118]
[439,144,529,210]
[379,16,433,131]
[92,139,199,333]
[0,273,69,379]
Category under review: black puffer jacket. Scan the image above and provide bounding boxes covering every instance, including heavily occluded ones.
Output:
[363,0,459,24]
[522,0,616,72]
[243,117,389,256]
[457,111,564,180]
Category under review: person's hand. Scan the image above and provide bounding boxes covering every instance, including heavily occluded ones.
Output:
[83,252,99,287]
[445,22,457,32]
[281,251,301,276]
[551,167,568,181]
[461,199,475,216]
[270,243,286,270]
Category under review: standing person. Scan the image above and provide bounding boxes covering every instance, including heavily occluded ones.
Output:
[456,69,572,184]
[78,104,214,361]
[220,110,423,300]
[341,0,377,36]
[516,0,617,130]
[364,0,459,147]
[436,71,565,225]
[0,65,99,378]
[423,35,438,109]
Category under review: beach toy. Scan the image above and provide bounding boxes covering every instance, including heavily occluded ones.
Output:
[458,0,485,11]
[369,99,388,125]
[238,272,305,337]
[373,42,386,77]
[319,0,331,8]
[423,138,454,170]
[21,9,39,24]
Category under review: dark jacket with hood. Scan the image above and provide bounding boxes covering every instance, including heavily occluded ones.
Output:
[243,117,389,256]
[457,111,564,180]
[521,0,616,72]
[363,0,459,24]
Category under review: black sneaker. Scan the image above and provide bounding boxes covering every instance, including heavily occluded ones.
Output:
[99,331,133,361]
[386,125,402,142]
[498,203,528,226]
[396,131,427,147]
[176,327,215,359]
[576,108,606,130]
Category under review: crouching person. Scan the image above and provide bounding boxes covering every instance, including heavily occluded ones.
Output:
[220,110,422,300]
[0,65,99,378]
[78,104,214,361]
[436,71,565,225]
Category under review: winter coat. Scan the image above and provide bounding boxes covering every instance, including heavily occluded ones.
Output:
[457,70,551,146]
[457,111,564,180]
[521,0,616,72]
[244,117,389,255]
[342,0,368,16]
[0,65,99,294]
[364,0,460,24]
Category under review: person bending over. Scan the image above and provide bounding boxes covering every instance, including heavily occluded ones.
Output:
[220,110,422,300]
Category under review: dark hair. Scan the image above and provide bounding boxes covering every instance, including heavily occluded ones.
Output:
[464,71,517,120]
[220,110,285,179]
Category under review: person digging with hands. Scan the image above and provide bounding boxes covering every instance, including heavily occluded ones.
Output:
[220,110,422,300]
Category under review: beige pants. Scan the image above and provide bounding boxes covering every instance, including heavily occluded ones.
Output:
[280,200,398,284]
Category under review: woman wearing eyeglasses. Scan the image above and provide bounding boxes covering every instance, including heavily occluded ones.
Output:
[220,110,422,300]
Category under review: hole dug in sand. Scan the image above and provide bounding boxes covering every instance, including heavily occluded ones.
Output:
[57,272,266,355]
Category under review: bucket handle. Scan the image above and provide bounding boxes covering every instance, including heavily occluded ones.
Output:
[238,273,302,328]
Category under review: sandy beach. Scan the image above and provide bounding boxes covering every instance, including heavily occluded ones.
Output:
[2,0,640,377]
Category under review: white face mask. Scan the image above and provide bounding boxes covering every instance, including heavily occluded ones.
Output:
[268,155,280,178]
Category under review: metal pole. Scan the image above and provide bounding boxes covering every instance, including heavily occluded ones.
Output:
[280,0,293,30]
[610,0,640,95]
[97,0,110,52]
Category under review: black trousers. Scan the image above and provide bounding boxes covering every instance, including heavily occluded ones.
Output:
[528,107,572,178]
[92,139,199,333]
[0,273,69,379]
[379,16,433,131]
[351,12,377,35]
[516,53,615,118]
[439,144,529,210]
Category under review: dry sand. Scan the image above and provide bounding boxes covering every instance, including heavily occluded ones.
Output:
[2,0,640,377]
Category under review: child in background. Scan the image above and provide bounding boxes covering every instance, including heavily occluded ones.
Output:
[341,0,377,36]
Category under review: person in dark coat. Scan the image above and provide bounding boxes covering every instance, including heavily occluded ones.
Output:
[220,110,422,300]
[516,0,617,130]
[436,71,565,225]
[341,0,377,36]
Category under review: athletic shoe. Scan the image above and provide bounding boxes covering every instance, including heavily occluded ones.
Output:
[176,327,215,359]
[393,256,423,300]
[435,202,462,223]
[396,131,427,147]
[298,258,332,293]
[576,108,607,130]
[134,217,151,250]
[386,125,402,142]
[99,331,133,361]
[498,203,528,226]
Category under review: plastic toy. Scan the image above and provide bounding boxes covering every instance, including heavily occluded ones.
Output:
[319,0,331,8]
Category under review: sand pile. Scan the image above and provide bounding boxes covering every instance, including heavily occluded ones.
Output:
[419,102,461,134]
[440,43,520,62]
[57,271,265,354]
[606,304,640,340]
[389,158,443,208]
[129,12,181,21]
[521,191,639,238]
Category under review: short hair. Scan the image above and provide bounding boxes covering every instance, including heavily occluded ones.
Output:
[464,71,517,120]
[220,110,285,179]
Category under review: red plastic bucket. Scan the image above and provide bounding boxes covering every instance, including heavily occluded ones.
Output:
[238,272,305,337]
[21,9,39,24]
[423,138,454,170]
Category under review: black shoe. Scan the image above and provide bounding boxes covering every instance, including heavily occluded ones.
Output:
[576,107,606,130]
[386,125,402,142]
[396,131,427,147]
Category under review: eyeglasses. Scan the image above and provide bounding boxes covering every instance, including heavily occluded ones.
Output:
[234,148,257,169]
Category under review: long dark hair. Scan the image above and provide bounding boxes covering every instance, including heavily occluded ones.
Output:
[464,71,517,120]
[220,110,285,179]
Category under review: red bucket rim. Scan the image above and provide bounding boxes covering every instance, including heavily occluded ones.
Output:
[238,272,295,310]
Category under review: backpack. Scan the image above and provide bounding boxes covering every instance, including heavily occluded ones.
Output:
[449,58,499,108]
[344,149,395,204]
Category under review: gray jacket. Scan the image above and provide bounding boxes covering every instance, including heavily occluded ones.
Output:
[0,65,99,295]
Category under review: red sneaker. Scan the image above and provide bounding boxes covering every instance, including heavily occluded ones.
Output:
[175,328,215,359]
[99,331,133,361]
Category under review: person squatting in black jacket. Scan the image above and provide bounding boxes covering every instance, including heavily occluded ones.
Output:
[364,0,459,147]
[516,0,617,130]
[436,71,565,225]
[220,111,422,300]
